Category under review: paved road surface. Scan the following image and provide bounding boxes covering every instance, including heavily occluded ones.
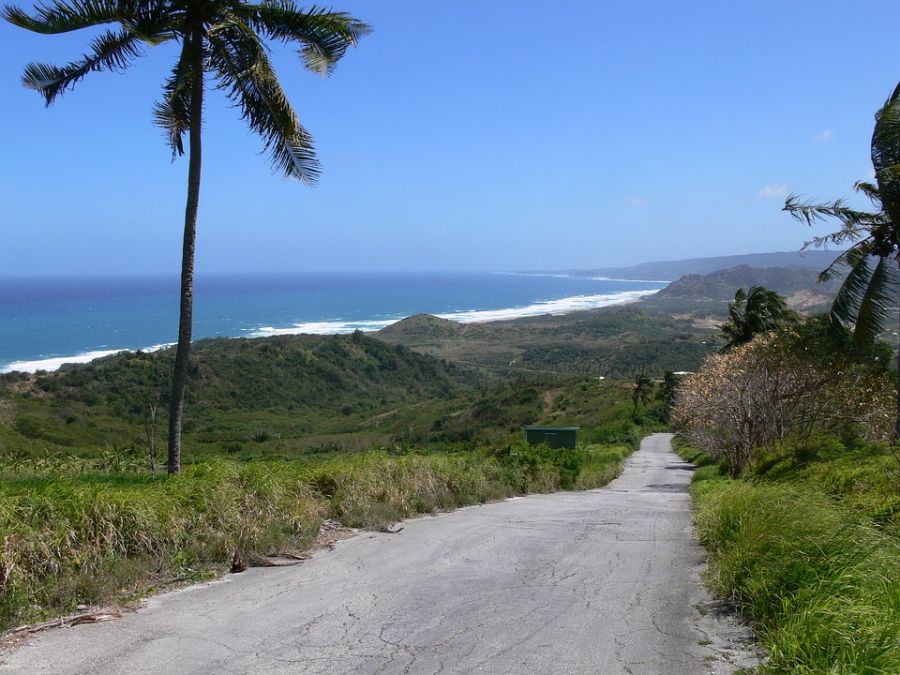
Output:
[0,433,753,674]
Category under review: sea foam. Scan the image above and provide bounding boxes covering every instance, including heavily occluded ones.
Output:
[0,343,174,375]
[249,289,656,338]
[1,349,127,374]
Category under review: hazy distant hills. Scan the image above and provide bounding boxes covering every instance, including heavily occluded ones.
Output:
[560,250,843,281]
[636,264,842,317]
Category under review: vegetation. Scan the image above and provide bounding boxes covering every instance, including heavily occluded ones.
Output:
[674,316,893,474]
[679,437,900,673]
[0,441,633,631]
[0,331,664,630]
[4,0,371,472]
[719,286,795,351]
[0,332,663,460]
[785,81,900,437]
[657,370,680,423]
[376,308,718,378]
[630,373,653,419]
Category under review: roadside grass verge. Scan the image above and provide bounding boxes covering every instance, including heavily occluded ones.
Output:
[680,439,900,673]
[0,442,631,632]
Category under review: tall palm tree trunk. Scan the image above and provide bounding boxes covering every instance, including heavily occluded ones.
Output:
[167,29,204,475]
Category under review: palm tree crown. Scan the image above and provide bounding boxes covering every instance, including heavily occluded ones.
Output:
[719,286,795,351]
[4,0,370,182]
[784,81,900,438]
[631,373,653,419]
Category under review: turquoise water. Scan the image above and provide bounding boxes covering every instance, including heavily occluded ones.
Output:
[0,272,666,372]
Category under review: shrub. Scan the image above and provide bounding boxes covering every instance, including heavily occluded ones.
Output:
[673,325,892,474]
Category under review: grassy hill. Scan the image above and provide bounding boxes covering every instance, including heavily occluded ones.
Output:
[0,332,479,459]
[0,330,664,465]
[376,307,717,378]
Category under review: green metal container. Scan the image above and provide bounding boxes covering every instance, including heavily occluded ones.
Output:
[523,426,579,449]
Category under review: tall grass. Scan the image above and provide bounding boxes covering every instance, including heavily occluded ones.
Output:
[0,443,630,631]
[693,477,900,673]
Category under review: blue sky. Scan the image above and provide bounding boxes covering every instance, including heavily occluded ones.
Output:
[2,0,898,275]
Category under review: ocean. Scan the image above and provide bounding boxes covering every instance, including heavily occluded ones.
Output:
[0,272,666,373]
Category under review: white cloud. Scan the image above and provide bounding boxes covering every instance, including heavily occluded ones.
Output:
[758,183,788,199]
[625,195,648,208]
[813,129,834,143]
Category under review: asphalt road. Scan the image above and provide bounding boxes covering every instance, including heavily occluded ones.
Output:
[0,433,754,674]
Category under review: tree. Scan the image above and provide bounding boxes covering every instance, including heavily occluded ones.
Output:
[657,370,680,422]
[631,373,653,419]
[674,323,893,475]
[784,82,900,438]
[5,0,371,473]
[719,286,795,351]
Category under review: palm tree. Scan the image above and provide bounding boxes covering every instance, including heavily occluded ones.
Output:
[784,82,900,438]
[4,0,371,473]
[719,286,795,351]
[631,373,653,419]
[657,370,680,422]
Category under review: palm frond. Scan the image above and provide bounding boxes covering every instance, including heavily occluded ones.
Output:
[3,0,127,33]
[239,0,371,76]
[852,257,899,348]
[22,28,143,105]
[153,39,194,157]
[208,17,321,183]
[873,83,900,215]
[784,194,883,235]
[829,256,874,329]
[854,180,882,205]
[816,239,874,282]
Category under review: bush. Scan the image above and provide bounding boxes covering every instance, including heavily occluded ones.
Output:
[673,324,893,474]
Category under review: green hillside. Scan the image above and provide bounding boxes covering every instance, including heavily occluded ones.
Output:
[0,333,477,459]
[377,307,717,377]
[0,330,662,464]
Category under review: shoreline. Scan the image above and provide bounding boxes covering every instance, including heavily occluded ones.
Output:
[1,288,659,375]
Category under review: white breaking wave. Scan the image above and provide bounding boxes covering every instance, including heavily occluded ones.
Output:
[1,343,174,375]
[251,320,398,337]
[507,272,672,283]
[438,289,654,322]
[1,288,658,373]
[249,288,657,338]
[1,349,127,374]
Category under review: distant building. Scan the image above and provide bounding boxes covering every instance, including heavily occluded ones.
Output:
[523,427,579,449]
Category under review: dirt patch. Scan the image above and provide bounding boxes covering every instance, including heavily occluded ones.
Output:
[541,388,563,417]
[785,289,830,311]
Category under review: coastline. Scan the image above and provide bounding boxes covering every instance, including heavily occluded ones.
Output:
[1,288,658,374]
